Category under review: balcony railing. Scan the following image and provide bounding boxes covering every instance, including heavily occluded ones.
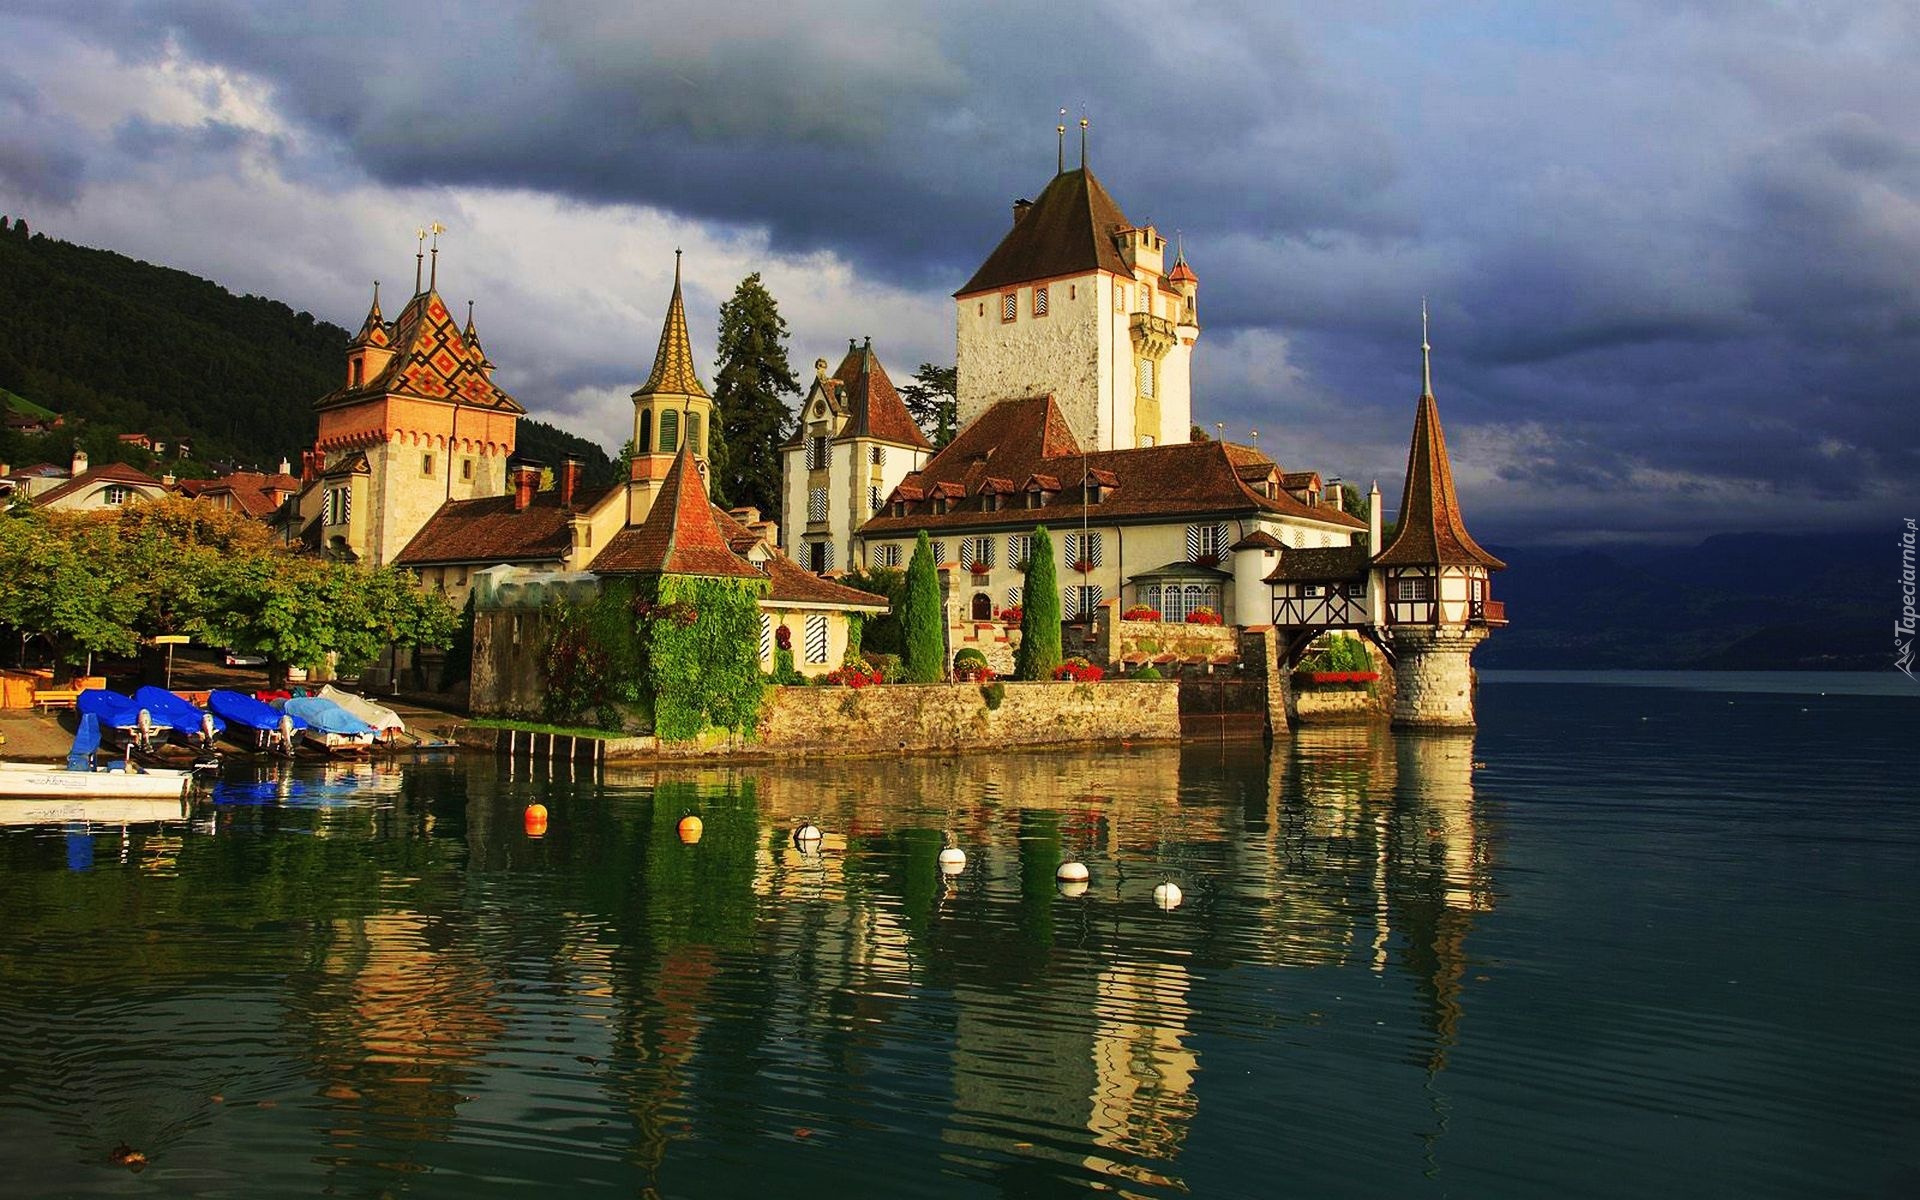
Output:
[1470,598,1508,626]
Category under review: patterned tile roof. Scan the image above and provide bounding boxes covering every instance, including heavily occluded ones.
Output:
[349,284,389,348]
[317,288,523,414]
[394,484,619,567]
[957,168,1134,297]
[1375,392,1505,570]
[860,396,1366,536]
[832,341,932,449]
[591,444,758,578]
[633,255,710,401]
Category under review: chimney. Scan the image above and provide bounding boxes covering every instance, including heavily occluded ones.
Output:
[278,456,292,477]
[513,464,536,511]
[559,456,582,509]
[70,447,87,478]
[161,472,176,488]
[1326,476,1344,512]
[1368,480,1383,557]
[1012,197,1032,226]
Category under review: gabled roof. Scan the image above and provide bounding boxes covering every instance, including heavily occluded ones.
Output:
[316,288,522,414]
[31,462,165,507]
[1265,545,1371,583]
[832,341,931,449]
[395,484,619,567]
[708,508,889,610]
[183,470,304,520]
[1229,530,1285,552]
[633,255,710,401]
[591,444,758,578]
[1375,392,1505,571]
[860,396,1367,536]
[957,168,1134,297]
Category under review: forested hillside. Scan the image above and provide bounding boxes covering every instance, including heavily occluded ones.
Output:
[0,218,613,482]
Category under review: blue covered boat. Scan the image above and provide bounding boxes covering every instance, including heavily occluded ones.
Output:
[76,688,171,750]
[281,696,376,753]
[207,689,304,753]
[132,686,225,746]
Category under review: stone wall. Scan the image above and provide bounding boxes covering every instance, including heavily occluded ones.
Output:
[1389,625,1487,728]
[471,608,559,717]
[1100,613,1241,672]
[752,679,1180,757]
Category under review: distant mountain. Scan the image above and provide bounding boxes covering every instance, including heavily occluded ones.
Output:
[0,217,614,483]
[1479,531,1887,670]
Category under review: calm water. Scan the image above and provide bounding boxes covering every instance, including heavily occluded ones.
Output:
[1,674,1915,1197]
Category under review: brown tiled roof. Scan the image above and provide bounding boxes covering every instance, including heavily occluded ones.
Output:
[957,168,1134,297]
[315,288,523,414]
[186,471,303,520]
[1264,545,1371,583]
[706,506,889,609]
[31,462,164,507]
[633,256,710,400]
[1281,470,1322,490]
[592,445,759,578]
[860,396,1366,537]
[833,342,931,449]
[395,484,619,567]
[1375,393,1505,570]
[1229,530,1285,552]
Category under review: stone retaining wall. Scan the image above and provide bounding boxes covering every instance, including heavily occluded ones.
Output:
[754,680,1181,757]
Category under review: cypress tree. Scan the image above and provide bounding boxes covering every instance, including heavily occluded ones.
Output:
[902,529,945,682]
[711,273,800,516]
[1014,525,1062,680]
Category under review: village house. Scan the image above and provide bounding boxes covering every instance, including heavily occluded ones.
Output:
[12,449,170,512]
[778,339,933,574]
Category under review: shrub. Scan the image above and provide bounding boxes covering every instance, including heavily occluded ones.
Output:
[1132,664,1163,680]
[1122,605,1161,622]
[1185,607,1223,626]
[902,531,945,682]
[1299,633,1372,673]
[1052,656,1104,683]
[1013,526,1062,680]
[952,647,994,681]
[861,651,901,680]
[980,680,1006,710]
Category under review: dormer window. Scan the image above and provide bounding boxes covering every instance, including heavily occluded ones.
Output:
[933,496,949,515]
[350,358,363,387]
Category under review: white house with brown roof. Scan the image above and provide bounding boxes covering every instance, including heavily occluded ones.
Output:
[25,450,170,512]
[955,165,1199,452]
[779,339,933,574]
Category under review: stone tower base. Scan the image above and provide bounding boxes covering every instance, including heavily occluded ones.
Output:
[1390,625,1488,728]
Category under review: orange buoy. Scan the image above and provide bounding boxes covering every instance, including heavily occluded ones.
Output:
[524,803,549,838]
[677,815,704,844]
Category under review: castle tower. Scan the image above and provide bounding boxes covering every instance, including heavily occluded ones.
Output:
[311,256,524,566]
[1374,311,1506,727]
[954,161,1198,452]
[628,253,716,526]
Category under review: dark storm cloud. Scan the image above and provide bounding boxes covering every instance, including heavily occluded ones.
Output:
[7,1,1919,540]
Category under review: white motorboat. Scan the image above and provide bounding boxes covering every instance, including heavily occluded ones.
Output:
[0,761,195,801]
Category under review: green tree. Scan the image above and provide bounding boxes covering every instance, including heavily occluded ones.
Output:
[1014,525,1062,680]
[0,512,139,668]
[839,564,906,655]
[901,530,945,682]
[900,363,957,448]
[711,274,799,515]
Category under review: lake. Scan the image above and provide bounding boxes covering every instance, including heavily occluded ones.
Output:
[1,673,1915,1197]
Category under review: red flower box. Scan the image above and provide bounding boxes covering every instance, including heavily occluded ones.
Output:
[1122,606,1162,622]
[1052,658,1105,683]
[997,605,1023,623]
[1072,558,1095,573]
[1303,671,1380,685]
[968,562,991,576]
[1184,607,1223,626]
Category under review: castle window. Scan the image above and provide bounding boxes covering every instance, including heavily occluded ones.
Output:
[658,409,680,453]
[1034,286,1048,317]
[978,302,985,317]
[323,486,351,526]
[928,540,946,566]
[875,543,901,568]
[350,359,362,387]
[807,435,828,471]
[1186,523,1227,562]
[1137,358,1155,398]
[638,409,652,453]
[1002,292,1018,322]
[804,614,829,664]
[461,458,473,481]
[1115,285,1127,313]
[1008,533,1032,566]
[103,485,132,506]
[687,411,703,455]
[868,485,881,514]
[1347,581,1367,598]
[1070,284,1077,301]
[870,446,886,466]
[808,487,827,522]
[1397,577,1432,601]
[422,453,435,476]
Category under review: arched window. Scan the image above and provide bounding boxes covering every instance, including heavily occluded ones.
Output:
[659,409,680,453]
[638,410,652,455]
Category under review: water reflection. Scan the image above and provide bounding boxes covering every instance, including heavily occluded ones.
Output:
[0,731,1492,1197]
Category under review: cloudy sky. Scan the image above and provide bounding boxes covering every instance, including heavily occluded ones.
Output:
[2,2,1915,544]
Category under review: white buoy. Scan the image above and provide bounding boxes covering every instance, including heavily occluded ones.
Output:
[1056,861,1089,883]
[1057,879,1089,899]
[793,822,823,848]
[1153,882,1184,911]
[938,846,967,875]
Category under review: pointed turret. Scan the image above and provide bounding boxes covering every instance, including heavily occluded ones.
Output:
[350,282,389,347]
[634,252,710,401]
[594,442,758,578]
[463,300,494,375]
[1375,316,1504,572]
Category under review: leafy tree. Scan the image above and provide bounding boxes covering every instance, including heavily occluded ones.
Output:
[711,274,799,515]
[901,530,945,682]
[0,512,139,668]
[900,363,957,448]
[839,564,906,655]
[1014,525,1062,680]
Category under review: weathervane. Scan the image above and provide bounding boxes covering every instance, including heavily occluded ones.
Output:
[414,227,426,293]
[1057,108,1068,174]
[428,221,446,291]
[1421,296,1433,397]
